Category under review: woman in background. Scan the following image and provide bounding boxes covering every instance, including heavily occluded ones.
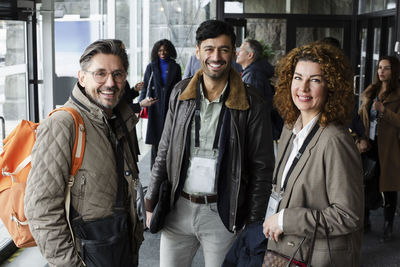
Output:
[139,39,181,168]
[263,43,363,266]
[358,55,400,242]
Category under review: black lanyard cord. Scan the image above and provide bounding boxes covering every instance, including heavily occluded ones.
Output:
[273,123,320,191]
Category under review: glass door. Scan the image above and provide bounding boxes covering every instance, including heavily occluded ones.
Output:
[0,19,29,260]
[355,16,395,108]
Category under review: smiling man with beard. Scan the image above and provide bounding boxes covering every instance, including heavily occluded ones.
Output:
[144,20,274,267]
[25,39,143,267]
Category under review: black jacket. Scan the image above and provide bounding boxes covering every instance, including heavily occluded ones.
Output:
[241,58,274,107]
[145,69,274,231]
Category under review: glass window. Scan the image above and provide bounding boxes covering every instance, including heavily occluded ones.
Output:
[225,1,244,13]
[371,27,381,81]
[246,18,286,65]
[296,27,344,48]
[0,20,28,132]
[0,19,28,251]
[238,0,352,15]
[358,0,396,14]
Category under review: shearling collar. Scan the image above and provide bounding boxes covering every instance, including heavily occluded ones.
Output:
[179,67,250,110]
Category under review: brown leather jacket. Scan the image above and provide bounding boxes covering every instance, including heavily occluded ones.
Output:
[145,69,274,231]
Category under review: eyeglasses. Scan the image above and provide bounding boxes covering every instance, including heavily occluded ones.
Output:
[85,70,127,84]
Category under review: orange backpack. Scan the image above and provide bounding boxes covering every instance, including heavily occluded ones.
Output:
[0,107,85,248]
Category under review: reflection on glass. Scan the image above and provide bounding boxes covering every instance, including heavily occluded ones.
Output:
[296,27,343,48]
[246,18,286,65]
[243,0,352,14]
[0,20,28,129]
[225,1,244,13]
[358,0,396,14]
[372,27,381,82]
[148,0,217,71]
[359,28,367,101]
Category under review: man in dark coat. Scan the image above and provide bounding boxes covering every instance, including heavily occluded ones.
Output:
[236,39,282,140]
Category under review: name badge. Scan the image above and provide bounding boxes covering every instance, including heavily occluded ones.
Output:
[185,157,217,193]
[265,189,283,220]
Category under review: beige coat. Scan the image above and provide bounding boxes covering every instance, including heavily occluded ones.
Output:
[359,85,400,191]
[268,124,364,267]
[25,85,143,266]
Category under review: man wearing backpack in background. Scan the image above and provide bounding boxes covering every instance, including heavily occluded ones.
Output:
[24,39,143,267]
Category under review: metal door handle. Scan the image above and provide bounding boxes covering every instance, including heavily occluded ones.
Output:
[0,116,5,140]
[353,75,360,95]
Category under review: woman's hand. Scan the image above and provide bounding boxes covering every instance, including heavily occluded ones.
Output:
[373,99,385,113]
[140,97,159,107]
[134,82,144,92]
[146,211,153,229]
[263,213,283,242]
[357,138,370,153]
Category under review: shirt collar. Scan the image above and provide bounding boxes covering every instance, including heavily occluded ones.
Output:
[293,114,320,139]
[200,81,229,103]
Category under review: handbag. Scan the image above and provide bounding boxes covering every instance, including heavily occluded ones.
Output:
[139,71,154,119]
[361,152,383,210]
[149,179,171,233]
[362,153,377,182]
[262,211,333,267]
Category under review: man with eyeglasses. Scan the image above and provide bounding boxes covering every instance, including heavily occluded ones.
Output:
[25,39,143,266]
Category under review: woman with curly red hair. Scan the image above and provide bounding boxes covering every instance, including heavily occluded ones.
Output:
[262,43,363,266]
[358,56,400,242]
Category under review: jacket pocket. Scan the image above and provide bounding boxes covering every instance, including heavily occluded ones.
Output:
[74,211,134,267]
[81,229,133,267]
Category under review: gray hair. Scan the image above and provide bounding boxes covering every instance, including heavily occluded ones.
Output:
[79,39,129,72]
[244,38,263,62]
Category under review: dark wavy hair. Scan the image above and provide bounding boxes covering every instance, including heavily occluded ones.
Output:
[274,43,354,128]
[151,39,177,62]
[196,20,236,48]
[363,56,400,101]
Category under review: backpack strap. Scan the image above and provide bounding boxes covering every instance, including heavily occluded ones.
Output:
[48,107,86,266]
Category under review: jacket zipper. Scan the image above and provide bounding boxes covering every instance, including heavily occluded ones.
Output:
[231,112,241,233]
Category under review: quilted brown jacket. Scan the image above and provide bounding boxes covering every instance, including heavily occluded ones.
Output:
[25,84,143,266]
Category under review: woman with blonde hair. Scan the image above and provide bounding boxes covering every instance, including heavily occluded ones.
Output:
[263,43,363,266]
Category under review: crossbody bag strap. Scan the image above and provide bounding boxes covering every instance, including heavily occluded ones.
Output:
[305,211,321,266]
[320,212,334,266]
[285,210,320,267]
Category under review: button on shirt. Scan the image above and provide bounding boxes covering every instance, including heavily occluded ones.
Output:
[183,82,228,195]
[278,114,320,230]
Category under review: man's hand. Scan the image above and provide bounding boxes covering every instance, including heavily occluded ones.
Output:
[146,211,153,229]
[134,82,144,92]
[140,97,159,107]
[263,213,283,242]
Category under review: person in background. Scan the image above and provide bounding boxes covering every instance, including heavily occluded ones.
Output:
[139,39,181,169]
[236,38,274,106]
[358,55,400,242]
[235,38,282,141]
[263,43,363,266]
[145,20,274,267]
[25,39,143,266]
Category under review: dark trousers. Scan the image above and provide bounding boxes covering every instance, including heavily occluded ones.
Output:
[365,138,397,224]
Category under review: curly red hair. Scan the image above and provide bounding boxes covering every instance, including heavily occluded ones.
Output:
[273,43,354,128]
